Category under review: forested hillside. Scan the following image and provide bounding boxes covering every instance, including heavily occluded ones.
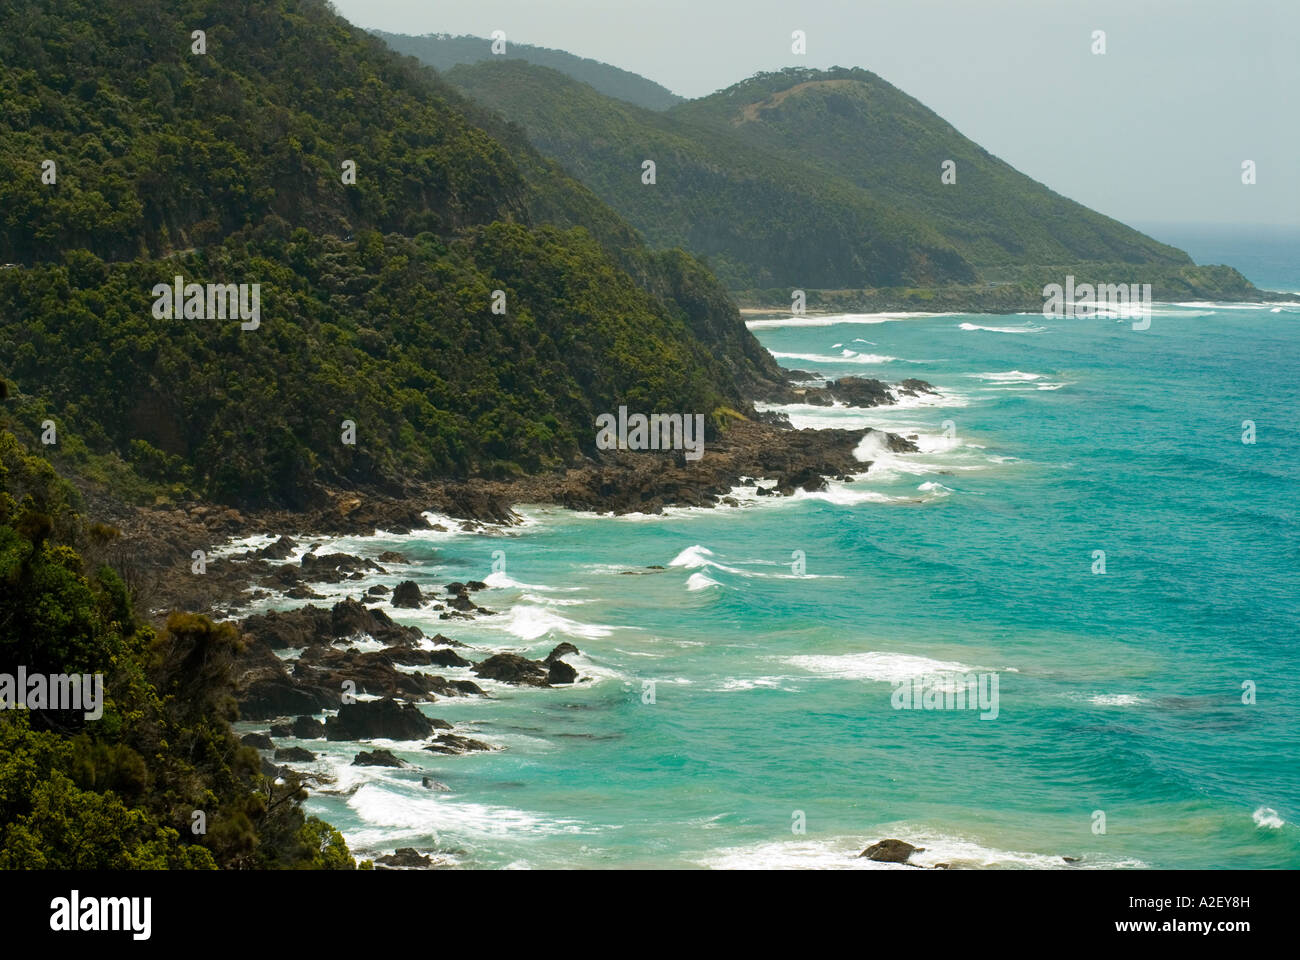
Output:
[0,423,353,867]
[0,0,782,509]
[372,31,684,111]
[670,67,1190,271]
[447,60,977,289]
[437,59,1259,299]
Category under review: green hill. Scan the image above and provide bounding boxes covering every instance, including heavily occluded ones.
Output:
[670,67,1189,273]
[439,59,1257,299]
[447,60,977,289]
[0,0,781,509]
[372,31,683,111]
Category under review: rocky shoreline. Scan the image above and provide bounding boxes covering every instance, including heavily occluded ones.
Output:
[85,381,927,617]
[72,377,931,866]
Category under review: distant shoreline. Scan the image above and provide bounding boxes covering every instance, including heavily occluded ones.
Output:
[733,284,1293,318]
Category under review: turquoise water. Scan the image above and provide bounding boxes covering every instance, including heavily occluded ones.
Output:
[1135,222,1300,295]
[239,297,1300,869]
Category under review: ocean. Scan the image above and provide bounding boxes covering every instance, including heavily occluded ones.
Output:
[234,236,1300,869]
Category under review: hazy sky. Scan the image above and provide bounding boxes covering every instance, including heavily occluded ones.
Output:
[333,0,1299,229]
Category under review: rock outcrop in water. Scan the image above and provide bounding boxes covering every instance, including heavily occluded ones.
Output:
[785,376,938,408]
[374,848,442,869]
[241,600,423,650]
[472,647,581,687]
[353,749,405,767]
[472,421,915,516]
[391,580,425,608]
[325,699,435,741]
[859,838,925,864]
[274,746,317,763]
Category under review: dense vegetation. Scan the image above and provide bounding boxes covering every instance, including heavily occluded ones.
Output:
[671,67,1194,272]
[0,0,782,508]
[1,225,755,506]
[447,61,976,290]
[373,31,684,111]
[0,424,355,868]
[439,60,1261,299]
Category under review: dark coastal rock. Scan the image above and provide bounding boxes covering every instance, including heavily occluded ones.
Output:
[392,580,424,608]
[325,698,435,741]
[421,777,451,791]
[294,640,483,700]
[785,376,933,410]
[377,551,409,564]
[825,376,894,407]
[424,677,485,697]
[285,584,325,599]
[387,642,475,666]
[473,649,579,686]
[295,647,441,701]
[430,633,467,648]
[472,653,551,686]
[238,677,341,720]
[260,757,286,779]
[874,429,919,454]
[859,839,925,863]
[241,600,422,650]
[428,647,473,668]
[435,486,519,525]
[375,848,433,868]
[466,580,488,591]
[352,748,404,767]
[330,596,418,642]
[376,646,447,667]
[241,732,275,750]
[234,602,428,718]
[547,659,578,685]
[363,606,424,647]
[274,746,317,762]
[368,645,419,666]
[366,584,391,596]
[269,722,293,738]
[424,733,492,755]
[290,715,326,739]
[300,551,385,583]
[545,642,580,662]
[240,606,333,650]
[436,582,493,617]
[896,378,937,397]
[265,563,303,588]
[777,465,828,495]
[252,535,298,560]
